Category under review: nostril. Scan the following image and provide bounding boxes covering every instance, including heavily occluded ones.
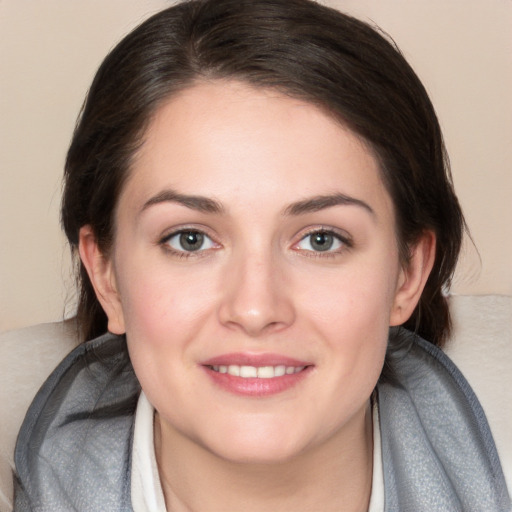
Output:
[217,263,296,334]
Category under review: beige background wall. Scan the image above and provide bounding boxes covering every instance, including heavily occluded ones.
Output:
[1,0,511,333]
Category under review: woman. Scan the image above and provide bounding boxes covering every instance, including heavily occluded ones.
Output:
[13,0,510,510]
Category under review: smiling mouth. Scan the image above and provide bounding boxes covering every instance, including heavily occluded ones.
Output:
[207,364,306,379]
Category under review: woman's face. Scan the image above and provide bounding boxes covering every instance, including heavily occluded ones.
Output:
[89,81,422,463]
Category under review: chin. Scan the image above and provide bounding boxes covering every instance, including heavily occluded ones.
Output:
[198,423,313,466]
[212,443,304,466]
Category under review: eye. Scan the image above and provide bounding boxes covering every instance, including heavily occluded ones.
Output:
[162,230,216,253]
[295,230,348,253]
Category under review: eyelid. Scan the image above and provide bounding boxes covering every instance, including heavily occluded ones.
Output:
[291,226,353,254]
[158,226,221,256]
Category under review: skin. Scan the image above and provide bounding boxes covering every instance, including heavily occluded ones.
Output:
[80,80,435,511]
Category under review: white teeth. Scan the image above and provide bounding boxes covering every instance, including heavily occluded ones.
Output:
[227,365,240,376]
[257,366,274,379]
[211,364,305,378]
[274,365,286,377]
[240,365,258,378]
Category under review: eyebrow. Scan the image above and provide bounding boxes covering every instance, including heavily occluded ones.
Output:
[283,193,375,217]
[140,189,374,218]
[140,189,225,215]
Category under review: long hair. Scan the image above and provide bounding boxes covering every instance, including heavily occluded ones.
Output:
[61,0,464,374]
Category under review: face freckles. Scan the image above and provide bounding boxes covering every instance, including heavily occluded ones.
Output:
[90,80,419,464]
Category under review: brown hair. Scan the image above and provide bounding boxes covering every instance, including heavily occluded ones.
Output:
[62,0,464,357]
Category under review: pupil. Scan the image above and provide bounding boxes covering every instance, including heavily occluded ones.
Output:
[311,232,333,251]
[180,232,204,251]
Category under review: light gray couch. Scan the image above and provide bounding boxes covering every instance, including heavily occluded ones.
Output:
[1,295,510,511]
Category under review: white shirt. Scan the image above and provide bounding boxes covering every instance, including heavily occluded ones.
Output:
[131,392,384,512]
[131,392,167,511]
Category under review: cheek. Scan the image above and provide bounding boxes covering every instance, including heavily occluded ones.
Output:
[298,258,399,334]
[115,255,219,338]
[115,262,215,401]
[296,258,398,381]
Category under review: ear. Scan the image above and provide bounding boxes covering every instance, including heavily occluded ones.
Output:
[78,225,126,334]
[390,231,436,326]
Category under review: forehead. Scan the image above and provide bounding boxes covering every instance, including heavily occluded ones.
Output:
[121,80,392,218]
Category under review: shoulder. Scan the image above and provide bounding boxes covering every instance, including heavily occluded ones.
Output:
[0,324,140,510]
[0,321,79,511]
[444,295,512,493]
[377,295,511,510]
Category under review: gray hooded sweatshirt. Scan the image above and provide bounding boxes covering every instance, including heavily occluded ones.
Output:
[13,330,511,511]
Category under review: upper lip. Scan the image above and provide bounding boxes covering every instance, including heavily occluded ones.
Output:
[202,352,312,367]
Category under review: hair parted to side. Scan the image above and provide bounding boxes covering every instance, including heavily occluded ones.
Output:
[61,0,464,367]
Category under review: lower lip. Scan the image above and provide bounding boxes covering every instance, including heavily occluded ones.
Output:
[203,366,312,397]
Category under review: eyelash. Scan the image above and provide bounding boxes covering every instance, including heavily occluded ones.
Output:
[293,228,353,258]
[159,228,219,259]
[158,227,352,259]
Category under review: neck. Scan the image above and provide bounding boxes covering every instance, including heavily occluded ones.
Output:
[155,402,374,512]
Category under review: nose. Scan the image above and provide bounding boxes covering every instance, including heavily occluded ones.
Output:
[218,250,296,337]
